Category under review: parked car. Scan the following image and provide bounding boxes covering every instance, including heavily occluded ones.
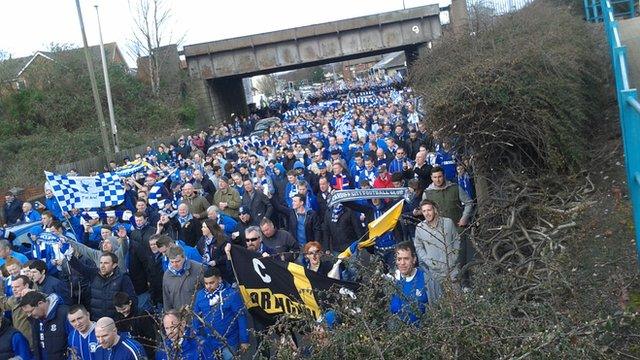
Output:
[250,117,280,137]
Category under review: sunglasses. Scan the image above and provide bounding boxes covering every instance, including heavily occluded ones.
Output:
[246,237,260,242]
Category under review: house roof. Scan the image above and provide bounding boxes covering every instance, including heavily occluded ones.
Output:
[0,55,32,82]
[41,42,121,64]
[0,42,126,82]
[16,52,55,77]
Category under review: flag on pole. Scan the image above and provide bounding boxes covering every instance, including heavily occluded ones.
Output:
[338,199,404,259]
[44,171,125,212]
[113,159,154,177]
[230,245,358,324]
[148,170,175,209]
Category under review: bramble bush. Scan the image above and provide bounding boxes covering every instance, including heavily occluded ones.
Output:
[410,1,609,173]
[264,2,640,359]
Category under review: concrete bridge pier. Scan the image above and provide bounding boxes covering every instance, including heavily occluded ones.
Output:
[404,43,430,70]
[189,76,247,128]
[209,77,248,123]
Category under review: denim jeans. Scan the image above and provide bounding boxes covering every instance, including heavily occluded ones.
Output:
[218,346,234,360]
[136,291,151,312]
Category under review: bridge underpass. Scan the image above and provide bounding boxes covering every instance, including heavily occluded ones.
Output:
[183,4,443,124]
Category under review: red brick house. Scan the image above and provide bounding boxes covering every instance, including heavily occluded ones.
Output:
[0,43,128,94]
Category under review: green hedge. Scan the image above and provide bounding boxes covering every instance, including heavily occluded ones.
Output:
[0,59,194,190]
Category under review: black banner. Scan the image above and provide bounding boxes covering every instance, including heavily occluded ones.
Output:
[327,188,409,207]
[230,245,358,324]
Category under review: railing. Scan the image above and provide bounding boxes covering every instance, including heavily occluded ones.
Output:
[596,0,640,266]
[585,0,637,21]
[467,0,534,15]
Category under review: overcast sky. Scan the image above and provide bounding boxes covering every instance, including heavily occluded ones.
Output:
[0,0,449,66]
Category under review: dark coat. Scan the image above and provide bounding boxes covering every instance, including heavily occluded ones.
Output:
[114,308,158,358]
[272,199,322,244]
[127,240,151,295]
[30,294,70,360]
[272,177,287,202]
[411,162,433,191]
[196,235,232,283]
[37,274,71,305]
[405,137,424,160]
[262,230,300,263]
[200,176,216,204]
[241,190,273,221]
[70,256,137,320]
[322,207,362,253]
[307,172,331,195]
[2,199,23,226]
[0,321,20,359]
[177,217,202,248]
[147,253,164,305]
[234,220,253,246]
[316,190,332,228]
[307,260,335,277]
[282,156,297,171]
[130,225,155,257]
[158,217,180,241]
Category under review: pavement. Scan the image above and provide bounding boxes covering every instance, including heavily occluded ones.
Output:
[618,16,640,90]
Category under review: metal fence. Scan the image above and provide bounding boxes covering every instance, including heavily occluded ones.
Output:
[584,0,637,21]
[467,0,534,15]
[590,0,640,266]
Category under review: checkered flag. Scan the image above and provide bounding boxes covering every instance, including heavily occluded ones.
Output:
[44,171,125,212]
[148,169,176,209]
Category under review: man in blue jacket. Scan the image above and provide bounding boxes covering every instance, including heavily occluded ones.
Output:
[67,304,98,360]
[21,202,42,224]
[28,260,71,305]
[0,316,32,360]
[19,291,72,360]
[389,242,428,325]
[206,205,238,238]
[156,310,204,360]
[94,317,147,360]
[193,267,249,359]
[68,252,137,320]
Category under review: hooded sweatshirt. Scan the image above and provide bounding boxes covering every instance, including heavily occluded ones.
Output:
[31,293,72,360]
[69,236,126,268]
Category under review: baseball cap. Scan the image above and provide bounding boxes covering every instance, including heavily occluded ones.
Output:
[239,207,250,216]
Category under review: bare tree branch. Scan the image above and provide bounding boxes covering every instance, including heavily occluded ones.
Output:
[128,0,182,96]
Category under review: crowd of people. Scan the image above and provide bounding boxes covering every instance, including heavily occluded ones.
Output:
[0,76,476,359]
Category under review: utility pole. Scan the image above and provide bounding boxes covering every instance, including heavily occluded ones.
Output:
[74,0,113,161]
[95,5,120,153]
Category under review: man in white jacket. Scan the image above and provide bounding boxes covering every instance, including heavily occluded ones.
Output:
[413,199,460,301]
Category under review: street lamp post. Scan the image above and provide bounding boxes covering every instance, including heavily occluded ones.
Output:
[95,5,120,153]
[74,0,113,161]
